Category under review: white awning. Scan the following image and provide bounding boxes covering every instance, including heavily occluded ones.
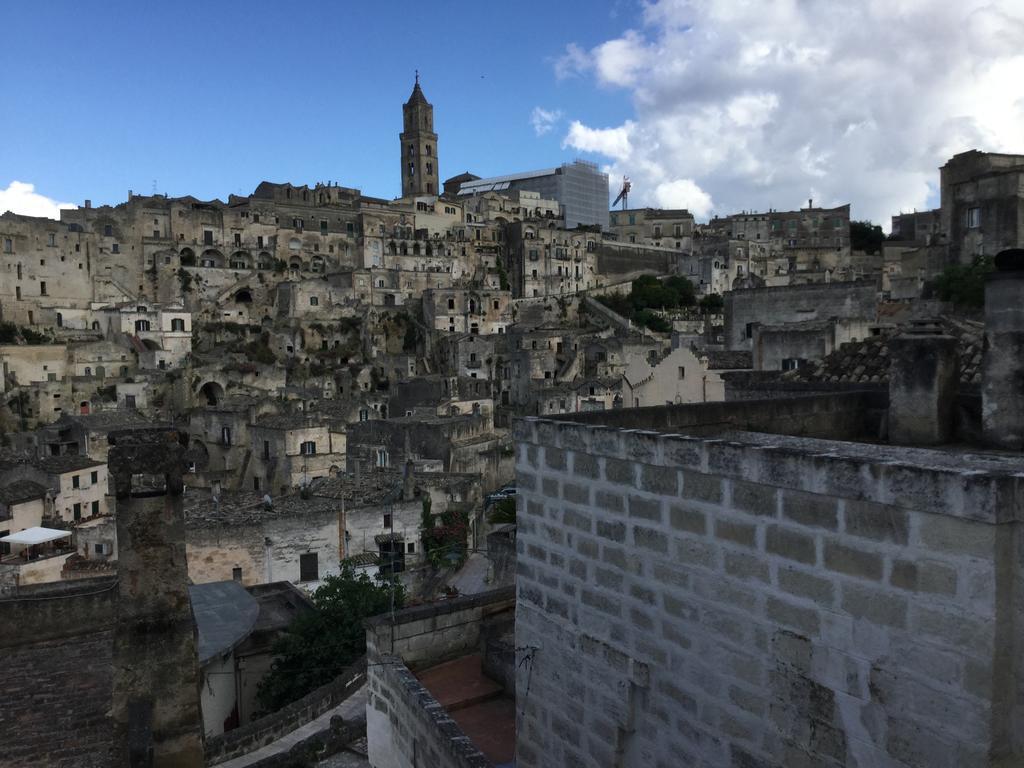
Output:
[1,527,72,545]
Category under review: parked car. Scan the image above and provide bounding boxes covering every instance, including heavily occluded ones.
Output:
[485,485,516,505]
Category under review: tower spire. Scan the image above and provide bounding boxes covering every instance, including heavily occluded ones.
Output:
[415,69,419,86]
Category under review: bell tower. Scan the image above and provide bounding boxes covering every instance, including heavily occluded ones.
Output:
[400,72,439,197]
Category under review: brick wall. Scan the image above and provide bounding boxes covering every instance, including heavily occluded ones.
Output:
[513,417,1023,767]
[0,577,118,768]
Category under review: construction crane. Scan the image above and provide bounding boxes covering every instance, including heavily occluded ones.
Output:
[612,176,631,210]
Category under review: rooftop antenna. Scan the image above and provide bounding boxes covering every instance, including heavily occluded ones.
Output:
[612,176,631,210]
[151,179,157,195]
[415,69,419,85]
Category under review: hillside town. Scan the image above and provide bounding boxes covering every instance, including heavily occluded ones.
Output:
[4,76,1024,768]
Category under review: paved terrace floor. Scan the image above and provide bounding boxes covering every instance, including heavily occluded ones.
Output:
[416,653,516,766]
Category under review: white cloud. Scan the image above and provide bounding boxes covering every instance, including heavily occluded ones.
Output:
[530,107,564,136]
[557,0,1024,225]
[554,43,591,80]
[562,120,635,162]
[654,179,714,219]
[0,181,75,219]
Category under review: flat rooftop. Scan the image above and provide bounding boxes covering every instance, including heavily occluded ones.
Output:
[415,653,515,767]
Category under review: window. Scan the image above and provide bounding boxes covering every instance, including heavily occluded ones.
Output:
[203,230,213,245]
[40,281,47,296]
[72,475,80,489]
[966,207,981,229]
[91,471,98,484]
[426,162,433,175]
[15,287,20,300]
[408,162,415,177]
[407,542,415,554]
[232,566,242,581]
[257,235,264,248]
[73,503,81,521]
[221,426,232,445]
[678,367,686,379]
[359,409,369,421]
[48,233,56,246]
[376,448,389,467]
[124,395,136,410]
[320,220,328,234]
[253,476,260,491]
[299,552,319,582]
[782,358,806,371]
[134,320,150,332]
[234,233,241,246]
[745,322,755,339]
[171,318,185,332]
[310,296,319,306]
[103,225,113,237]
[3,238,11,253]
[91,500,99,516]
[448,298,455,310]
[253,213,260,224]
[300,441,316,455]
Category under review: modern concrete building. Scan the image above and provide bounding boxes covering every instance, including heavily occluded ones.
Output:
[453,161,610,230]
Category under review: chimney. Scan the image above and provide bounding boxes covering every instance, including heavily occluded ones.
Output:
[84,199,91,209]
[107,428,204,766]
[128,189,133,200]
[888,322,958,445]
[982,249,1024,449]
[808,198,813,209]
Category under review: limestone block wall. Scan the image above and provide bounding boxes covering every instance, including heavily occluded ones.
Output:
[513,417,1023,768]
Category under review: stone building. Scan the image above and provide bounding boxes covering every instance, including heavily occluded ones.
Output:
[246,412,347,495]
[608,207,694,251]
[724,280,877,351]
[890,209,942,245]
[184,489,342,590]
[940,149,1024,264]
[0,211,101,326]
[422,287,512,335]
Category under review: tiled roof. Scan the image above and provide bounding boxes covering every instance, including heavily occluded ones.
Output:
[0,480,47,505]
[781,319,983,385]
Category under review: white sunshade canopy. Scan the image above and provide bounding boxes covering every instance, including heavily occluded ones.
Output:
[1,527,72,546]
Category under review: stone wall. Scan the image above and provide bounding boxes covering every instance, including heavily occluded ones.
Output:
[206,658,366,765]
[0,576,118,768]
[513,414,1023,767]
[553,389,885,442]
[724,280,877,351]
[365,588,515,768]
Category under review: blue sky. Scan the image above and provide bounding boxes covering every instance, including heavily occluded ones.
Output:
[2,1,1021,225]
[0,0,637,207]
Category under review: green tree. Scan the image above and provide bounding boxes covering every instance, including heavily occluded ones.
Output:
[932,256,993,308]
[850,220,886,255]
[255,565,404,714]
[699,293,724,314]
